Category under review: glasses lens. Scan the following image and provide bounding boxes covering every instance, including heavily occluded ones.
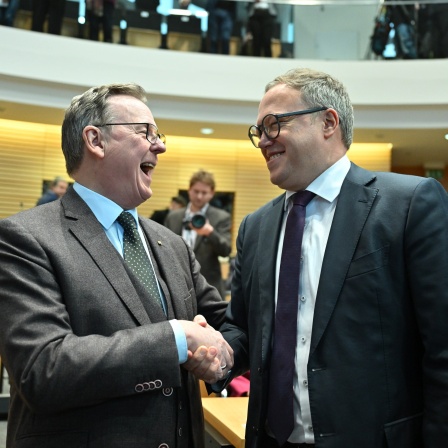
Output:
[262,114,280,140]
[248,125,261,148]
[147,124,165,144]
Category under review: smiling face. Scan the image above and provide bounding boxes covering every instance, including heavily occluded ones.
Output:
[82,95,166,209]
[257,84,339,192]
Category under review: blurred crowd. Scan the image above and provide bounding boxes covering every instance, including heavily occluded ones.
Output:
[2,0,447,59]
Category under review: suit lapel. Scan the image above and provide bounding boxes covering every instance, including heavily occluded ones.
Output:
[258,195,285,363]
[310,165,378,355]
[62,190,151,326]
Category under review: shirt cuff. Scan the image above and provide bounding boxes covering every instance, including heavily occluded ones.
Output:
[169,319,188,364]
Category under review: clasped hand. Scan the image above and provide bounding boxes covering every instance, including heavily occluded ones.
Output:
[180,315,233,384]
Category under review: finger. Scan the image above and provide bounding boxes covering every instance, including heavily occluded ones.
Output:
[193,314,208,328]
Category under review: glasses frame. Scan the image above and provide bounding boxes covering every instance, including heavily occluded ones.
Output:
[93,122,166,144]
[248,106,328,148]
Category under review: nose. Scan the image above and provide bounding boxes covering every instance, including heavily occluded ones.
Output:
[258,132,273,150]
[150,139,166,154]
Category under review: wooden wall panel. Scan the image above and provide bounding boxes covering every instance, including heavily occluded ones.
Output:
[0,119,391,254]
[0,119,68,217]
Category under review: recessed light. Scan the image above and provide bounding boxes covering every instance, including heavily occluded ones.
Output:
[445,133,448,141]
[200,128,214,135]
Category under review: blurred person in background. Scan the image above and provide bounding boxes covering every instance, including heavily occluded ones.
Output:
[0,0,19,26]
[31,0,67,35]
[36,176,68,206]
[86,0,116,43]
[165,169,231,298]
[150,195,187,225]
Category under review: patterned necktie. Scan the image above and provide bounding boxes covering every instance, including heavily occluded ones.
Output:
[268,190,316,447]
[117,211,163,309]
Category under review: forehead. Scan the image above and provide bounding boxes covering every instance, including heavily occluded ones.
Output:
[190,181,213,192]
[257,85,303,121]
[108,95,154,122]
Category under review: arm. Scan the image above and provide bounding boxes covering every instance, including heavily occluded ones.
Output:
[185,215,252,386]
[404,178,448,444]
[0,218,182,413]
[194,209,232,257]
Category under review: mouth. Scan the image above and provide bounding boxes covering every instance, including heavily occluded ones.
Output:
[267,152,284,162]
[140,162,155,176]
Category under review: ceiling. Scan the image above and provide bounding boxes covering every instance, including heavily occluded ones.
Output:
[1,100,447,167]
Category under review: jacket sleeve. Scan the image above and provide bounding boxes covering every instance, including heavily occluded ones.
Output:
[0,218,181,414]
[405,178,448,444]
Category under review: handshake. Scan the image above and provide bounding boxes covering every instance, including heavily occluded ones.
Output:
[179,315,233,384]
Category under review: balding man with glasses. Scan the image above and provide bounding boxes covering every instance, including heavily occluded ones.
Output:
[0,82,232,448]
[207,67,448,448]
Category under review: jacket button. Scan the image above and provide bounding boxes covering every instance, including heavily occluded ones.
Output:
[163,387,173,396]
[143,382,150,391]
[158,444,169,448]
[257,367,262,374]
[135,384,144,393]
[154,379,162,388]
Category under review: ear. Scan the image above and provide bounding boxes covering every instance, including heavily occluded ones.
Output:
[83,125,106,159]
[322,108,339,140]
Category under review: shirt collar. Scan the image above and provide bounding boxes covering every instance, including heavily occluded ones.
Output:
[185,202,209,218]
[73,182,138,230]
[284,154,351,210]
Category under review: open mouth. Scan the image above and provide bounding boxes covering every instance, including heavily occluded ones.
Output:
[268,152,283,162]
[140,162,155,176]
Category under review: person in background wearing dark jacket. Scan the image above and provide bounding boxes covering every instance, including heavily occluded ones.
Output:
[36,176,68,206]
[0,0,19,26]
[86,0,116,43]
[247,0,276,57]
[206,0,236,54]
[150,195,187,225]
[31,0,67,35]
[165,170,232,298]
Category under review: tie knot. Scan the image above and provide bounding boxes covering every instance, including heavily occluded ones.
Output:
[117,211,137,231]
[292,190,315,207]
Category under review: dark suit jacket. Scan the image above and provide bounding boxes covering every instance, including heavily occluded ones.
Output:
[221,163,448,448]
[165,205,231,298]
[150,208,170,225]
[0,188,227,448]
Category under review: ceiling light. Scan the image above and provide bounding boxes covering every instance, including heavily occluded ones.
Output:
[444,133,448,141]
[200,128,214,135]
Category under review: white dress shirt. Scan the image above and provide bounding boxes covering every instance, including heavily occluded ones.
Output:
[273,155,351,443]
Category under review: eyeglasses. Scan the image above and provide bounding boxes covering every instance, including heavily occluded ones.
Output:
[248,106,328,148]
[93,122,166,144]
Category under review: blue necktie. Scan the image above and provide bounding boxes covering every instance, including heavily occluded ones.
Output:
[117,211,163,309]
[268,190,315,446]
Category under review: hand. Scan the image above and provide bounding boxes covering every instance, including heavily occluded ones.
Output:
[183,345,225,383]
[192,221,213,237]
[178,317,233,376]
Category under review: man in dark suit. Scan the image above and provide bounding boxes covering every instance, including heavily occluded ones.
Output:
[165,170,232,299]
[211,68,448,447]
[150,194,187,225]
[36,176,68,205]
[0,83,232,448]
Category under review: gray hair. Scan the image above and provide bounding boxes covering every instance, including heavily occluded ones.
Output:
[61,83,148,175]
[265,68,354,149]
